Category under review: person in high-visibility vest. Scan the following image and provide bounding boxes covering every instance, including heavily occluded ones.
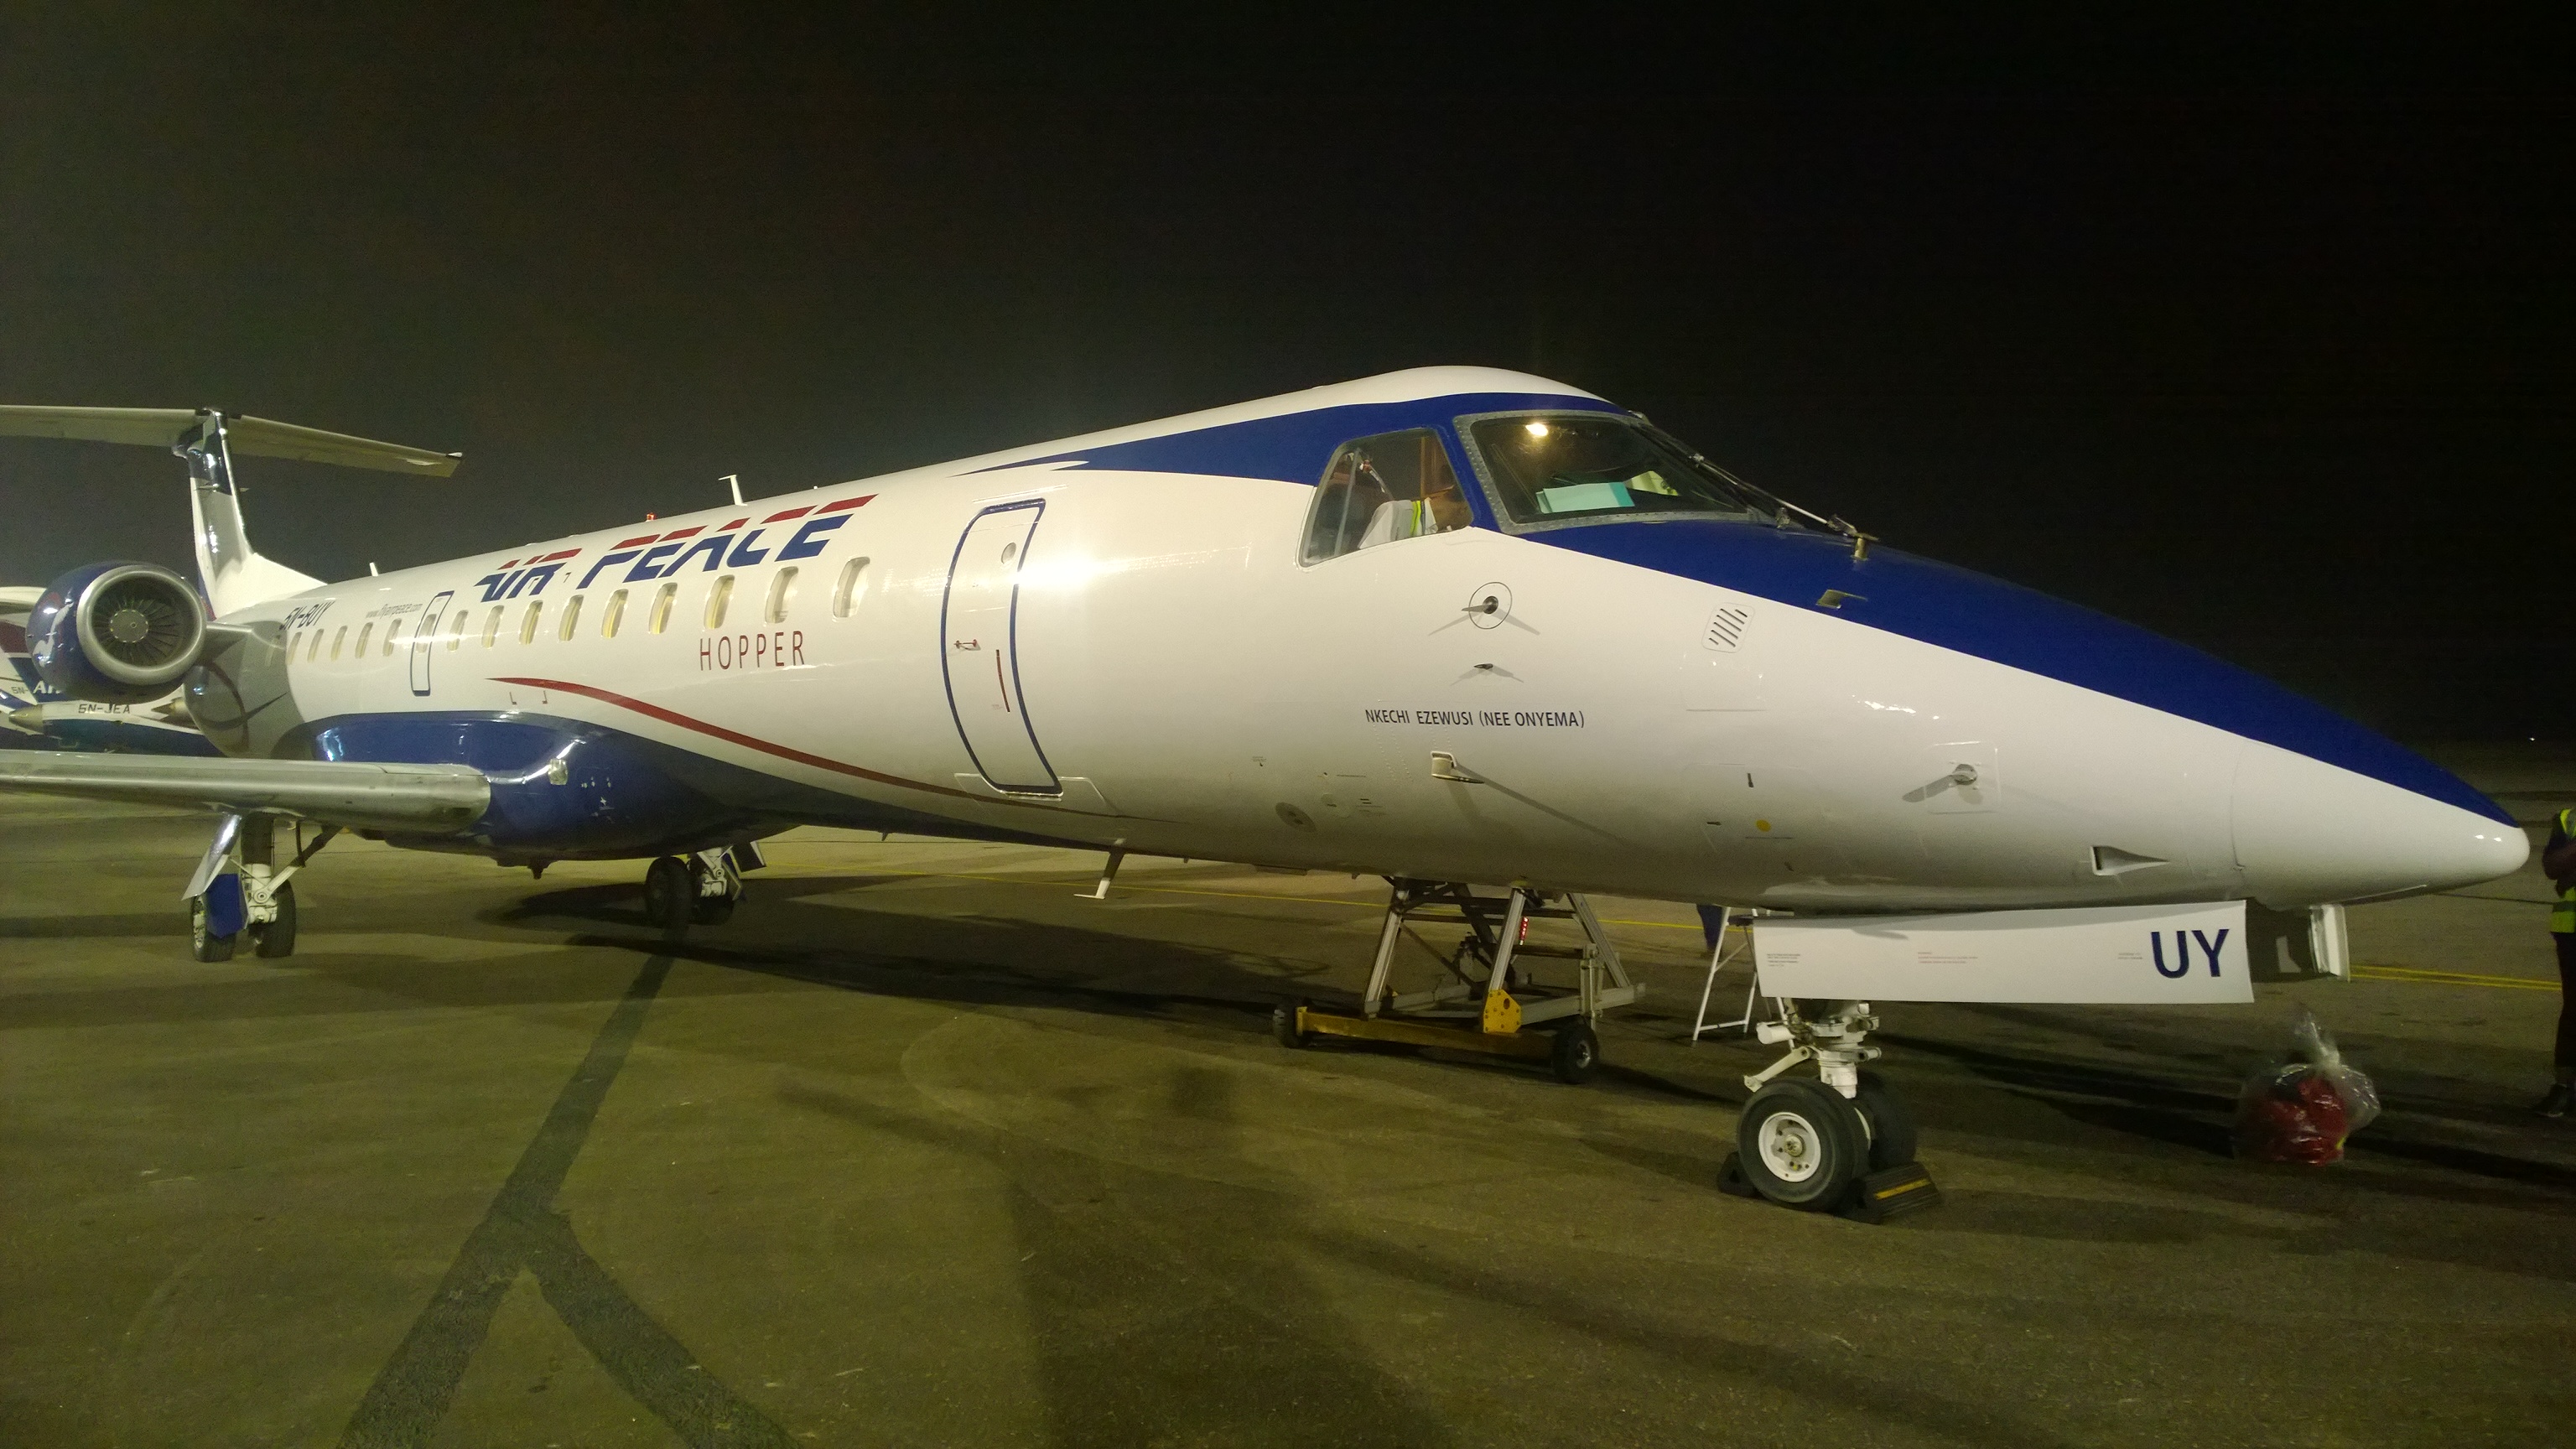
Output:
[2539,807,2576,1118]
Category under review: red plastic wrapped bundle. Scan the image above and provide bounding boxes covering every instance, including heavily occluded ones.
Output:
[2233,1010,2381,1165]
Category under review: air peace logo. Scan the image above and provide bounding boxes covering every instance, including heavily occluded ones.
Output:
[467,495,874,605]
[575,496,874,593]
[472,548,581,603]
[2149,927,2231,979]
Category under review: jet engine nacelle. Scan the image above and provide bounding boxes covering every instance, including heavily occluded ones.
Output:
[29,562,209,704]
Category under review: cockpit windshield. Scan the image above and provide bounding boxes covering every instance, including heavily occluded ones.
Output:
[1462,413,1779,528]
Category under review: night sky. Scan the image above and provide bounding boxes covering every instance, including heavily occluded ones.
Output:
[3,10,2566,740]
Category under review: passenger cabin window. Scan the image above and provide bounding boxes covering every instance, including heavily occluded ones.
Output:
[480,605,503,647]
[355,622,374,657]
[558,595,584,641]
[1302,429,1472,564]
[447,609,468,651]
[704,575,734,629]
[307,628,325,662]
[519,600,543,644]
[764,567,797,625]
[384,620,404,656]
[602,589,627,638]
[649,581,677,634]
[330,626,348,661]
[1462,414,1773,527]
[833,557,870,617]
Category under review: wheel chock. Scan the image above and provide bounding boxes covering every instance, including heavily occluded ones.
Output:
[1838,1161,1940,1223]
[1714,1151,1940,1222]
[1715,1150,1761,1199]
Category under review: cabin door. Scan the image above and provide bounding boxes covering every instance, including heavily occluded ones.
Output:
[940,502,1059,794]
[408,590,453,697]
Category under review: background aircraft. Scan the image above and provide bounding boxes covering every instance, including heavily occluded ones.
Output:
[0,375,2527,1210]
[3,585,215,754]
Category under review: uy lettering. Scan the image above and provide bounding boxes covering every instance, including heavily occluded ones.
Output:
[2149,928,2231,979]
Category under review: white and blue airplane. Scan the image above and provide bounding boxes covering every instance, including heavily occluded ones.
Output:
[0,370,2527,1210]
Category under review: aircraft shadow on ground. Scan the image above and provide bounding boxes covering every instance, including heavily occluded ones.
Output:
[482,876,2576,1207]
[42,863,2572,1285]
[0,911,199,939]
[486,875,1351,1026]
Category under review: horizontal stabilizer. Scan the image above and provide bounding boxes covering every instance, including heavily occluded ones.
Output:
[0,752,489,834]
[0,406,460,475]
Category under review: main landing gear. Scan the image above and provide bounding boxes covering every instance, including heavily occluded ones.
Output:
[1274,880,1641,1084]
[642,842,764,933]
[185,814,335,962]
[1720,1000,1939,1221]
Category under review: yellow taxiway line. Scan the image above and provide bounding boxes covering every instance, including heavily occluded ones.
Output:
[2350,963,2559,992]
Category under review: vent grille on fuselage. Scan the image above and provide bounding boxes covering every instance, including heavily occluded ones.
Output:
[1705,604,1754,652]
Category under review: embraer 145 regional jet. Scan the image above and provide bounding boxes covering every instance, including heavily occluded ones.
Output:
[0,369,2527,1213]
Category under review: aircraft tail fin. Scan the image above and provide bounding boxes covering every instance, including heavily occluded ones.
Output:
[0,406,461,616]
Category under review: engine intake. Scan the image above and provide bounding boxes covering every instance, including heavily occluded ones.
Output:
[30,562,209,704]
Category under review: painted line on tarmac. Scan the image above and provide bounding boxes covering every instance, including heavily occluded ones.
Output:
[2351,963,2559,992]
[338,953,796,1449]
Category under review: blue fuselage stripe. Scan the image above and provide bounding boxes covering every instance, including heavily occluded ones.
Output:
[989,392,2505,824]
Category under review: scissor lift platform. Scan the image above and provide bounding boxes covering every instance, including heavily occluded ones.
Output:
[1272,880,1642,1083]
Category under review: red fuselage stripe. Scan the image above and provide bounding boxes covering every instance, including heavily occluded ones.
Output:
[487,675,1042,808]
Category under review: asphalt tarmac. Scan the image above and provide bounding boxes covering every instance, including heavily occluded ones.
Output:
[4,757,2574,1447]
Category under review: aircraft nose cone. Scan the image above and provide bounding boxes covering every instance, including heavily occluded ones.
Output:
[2233,742,2529,906]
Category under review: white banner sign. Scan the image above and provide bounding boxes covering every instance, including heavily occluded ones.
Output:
[1751,901,2252,1005]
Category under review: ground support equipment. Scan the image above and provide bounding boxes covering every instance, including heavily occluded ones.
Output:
[1690,904,1764,1040]
[1274,879,1642,1084]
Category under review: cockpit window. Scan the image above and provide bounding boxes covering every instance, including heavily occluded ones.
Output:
[1462,413,1774,527]
[1302,428,1473,564]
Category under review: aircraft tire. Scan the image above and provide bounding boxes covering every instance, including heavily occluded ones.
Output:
[251,884,299,958]
[1549,1021,1601,1084]
[190,896,236,963]
[1853,1069,1917,1170]
[643,856,694,934]
[1271,1000,1309,1049]
[1736,1078,1865,1209]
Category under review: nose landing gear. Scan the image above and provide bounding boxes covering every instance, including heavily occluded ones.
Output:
[1722,1000,1940,1221]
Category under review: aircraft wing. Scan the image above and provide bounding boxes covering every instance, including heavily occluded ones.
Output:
[0,406,460,476]
[0,752,489,833]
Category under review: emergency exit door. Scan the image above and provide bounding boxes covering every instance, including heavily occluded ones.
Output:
[940,502,1059,794]
[408,590,452,697]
